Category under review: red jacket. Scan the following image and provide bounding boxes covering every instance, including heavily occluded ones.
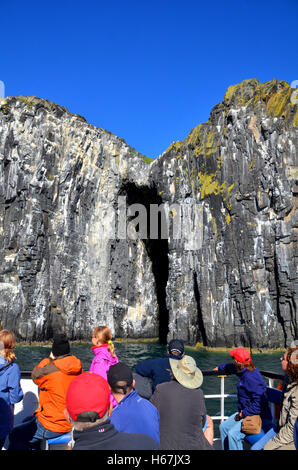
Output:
[32,355,82,433]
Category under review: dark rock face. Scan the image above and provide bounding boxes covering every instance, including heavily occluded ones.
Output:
[0,96,157,341]
[0,80,297,347]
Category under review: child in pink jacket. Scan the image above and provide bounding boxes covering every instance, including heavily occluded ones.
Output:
[89,326,119,407]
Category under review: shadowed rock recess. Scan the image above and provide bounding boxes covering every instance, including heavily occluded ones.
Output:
[0,79,297,347]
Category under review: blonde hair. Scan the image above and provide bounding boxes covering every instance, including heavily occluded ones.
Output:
[0,329,16,363]
[92,326,116,357]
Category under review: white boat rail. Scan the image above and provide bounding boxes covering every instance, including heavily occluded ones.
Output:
[204,375,237,422]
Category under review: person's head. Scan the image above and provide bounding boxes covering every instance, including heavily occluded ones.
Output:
[65,372,111,431]
[168,339,184,357]
[280,342,298,372]
[51,333,70,359]
[280,350,289,372]
[169,355,203,389]
[92,326,116,357]
[107,362,135,403]
[285,347,298,383]
[0,329,16,363]
[230,347,255,372]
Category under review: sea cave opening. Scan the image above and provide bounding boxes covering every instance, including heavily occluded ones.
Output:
[118,182,169,344]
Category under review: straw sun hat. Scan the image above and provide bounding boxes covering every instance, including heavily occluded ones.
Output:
[169,355,203,389]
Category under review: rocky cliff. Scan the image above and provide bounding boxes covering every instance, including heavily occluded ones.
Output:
[0,79,297,347]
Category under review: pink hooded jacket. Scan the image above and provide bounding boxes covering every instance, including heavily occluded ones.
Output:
[89,344,119,407]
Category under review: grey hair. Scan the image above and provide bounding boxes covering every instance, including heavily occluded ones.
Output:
[70,410,109,431]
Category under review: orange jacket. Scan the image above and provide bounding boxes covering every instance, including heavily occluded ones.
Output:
[32,355,83,433]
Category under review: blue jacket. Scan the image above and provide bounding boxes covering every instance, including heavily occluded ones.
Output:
[218,363,271,419]
[110,390,160,446]
[0,358,23,439]
[134,354,183,391]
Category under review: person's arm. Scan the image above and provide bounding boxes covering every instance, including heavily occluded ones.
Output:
[7,364,23,404]
[203,415,214,446]
[216,363,237,374]
[134,359,155,379]
[198,389,213,446]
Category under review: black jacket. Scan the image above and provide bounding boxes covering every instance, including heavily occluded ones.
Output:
[72,419,159,450]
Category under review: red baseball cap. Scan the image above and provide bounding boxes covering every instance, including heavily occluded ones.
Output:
[230,347,251,364]
[66,372,110,421]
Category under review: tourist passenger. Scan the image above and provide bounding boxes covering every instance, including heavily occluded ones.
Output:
[89,326,119,380]
[9,333,82,450]
[134,339,184,392]
[150,355,214,450]
[65,371,160,450]
[89,325,119,408]
[214,347,272,451]
[279,339,298,394]
[107,362,160,445]
[272,339,298,422]
[0,329,23,449]
[263,346,298,450]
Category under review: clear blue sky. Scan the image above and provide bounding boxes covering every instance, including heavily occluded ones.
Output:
[1,0,297,159]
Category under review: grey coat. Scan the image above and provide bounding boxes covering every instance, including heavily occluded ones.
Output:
[150,380,213,450]
[264,381,298,450]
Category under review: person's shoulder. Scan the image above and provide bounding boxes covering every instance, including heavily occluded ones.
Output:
[35,357,51,369]
[245,368,266,385]
[119,431,159,450]
[93,348,105,358]
[288,382,298,395]
[136,393,159,410]
[154,380,170,391]
[153,380,178,395]
[6,360,18,369]
[6,361,20,375]
[194,386,204,396]
[249,367,263,378]
[10,361,21,371]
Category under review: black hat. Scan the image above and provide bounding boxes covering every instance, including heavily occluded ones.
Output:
[107,362,133,392]
[52,333,70,357]
[168,339,184,355]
